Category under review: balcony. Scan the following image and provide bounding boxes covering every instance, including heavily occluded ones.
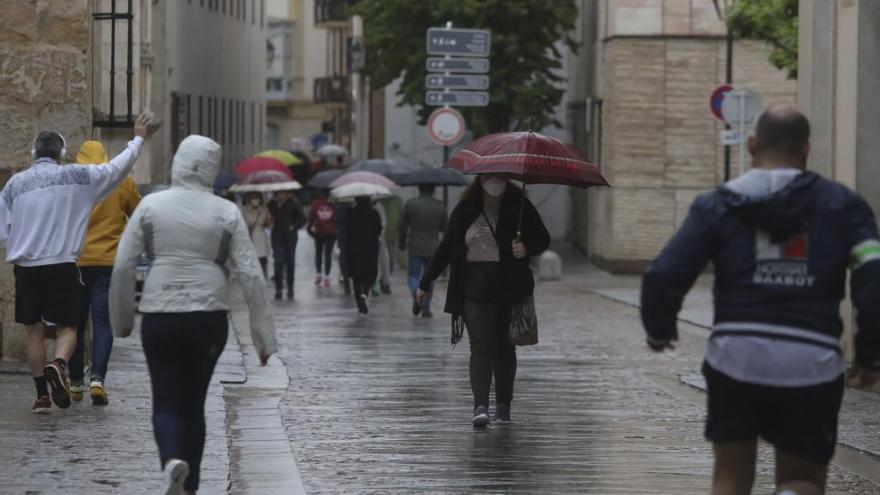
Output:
[314,76,349,104]
[315,0,352,27]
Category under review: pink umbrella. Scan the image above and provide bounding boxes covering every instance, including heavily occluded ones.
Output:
[234,156,293,179]
[329,171,397,190]
[241,169,292,184]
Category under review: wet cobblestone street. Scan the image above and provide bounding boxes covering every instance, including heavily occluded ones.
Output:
[273,250,880,494]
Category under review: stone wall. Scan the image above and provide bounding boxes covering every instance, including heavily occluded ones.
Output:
[579,37,795,272]
[0,0,91,360]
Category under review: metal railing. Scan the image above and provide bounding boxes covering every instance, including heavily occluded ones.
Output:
[315,0,351,25]
[314,76,349,104]
[93,0,134,128]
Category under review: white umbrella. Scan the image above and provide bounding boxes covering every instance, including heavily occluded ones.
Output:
[229,180,302,193]
[330,182,392,203]
[316,144,349,157]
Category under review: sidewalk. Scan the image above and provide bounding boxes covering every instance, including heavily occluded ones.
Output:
[0,319,237,493]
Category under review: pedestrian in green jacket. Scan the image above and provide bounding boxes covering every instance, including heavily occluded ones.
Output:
[399,185,447,317]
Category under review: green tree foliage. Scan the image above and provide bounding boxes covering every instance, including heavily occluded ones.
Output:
[352,0,578,136]
[727,0,798,79]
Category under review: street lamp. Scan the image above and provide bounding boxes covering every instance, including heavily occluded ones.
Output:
[713,0,735,182]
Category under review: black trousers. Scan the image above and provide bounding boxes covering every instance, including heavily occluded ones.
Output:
[141,311,228,491]
[314,235,336,275]
[463,299,516,408]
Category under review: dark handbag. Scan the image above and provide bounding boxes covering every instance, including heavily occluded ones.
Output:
[509,296,538,346]
[480,211,539,346]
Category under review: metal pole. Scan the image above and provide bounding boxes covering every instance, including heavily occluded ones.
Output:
[443,145,449,205]
[109,0,117,122]
[126,0,134,123]
[723,28,733,181]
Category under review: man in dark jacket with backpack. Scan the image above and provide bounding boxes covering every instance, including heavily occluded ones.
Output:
[641,105,880,495]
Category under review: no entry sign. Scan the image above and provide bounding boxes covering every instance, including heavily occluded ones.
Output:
[427,107,465,146]
[710,84,734,122]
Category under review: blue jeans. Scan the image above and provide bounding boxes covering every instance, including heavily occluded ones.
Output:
[141,311,228,492]
[70,267,113,383]
[273,234,298,292]
[408,256,433,309]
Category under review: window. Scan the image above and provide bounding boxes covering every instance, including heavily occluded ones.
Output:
[198,96,204,134]
[251,102,256,151]
[221,99,227,146]
[207,97,214,136]
[93,0,135,127]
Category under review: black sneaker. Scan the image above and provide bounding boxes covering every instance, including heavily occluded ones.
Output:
[274,290,282,300]
[356,293,369,315]
[421,308,433,318]
[32,395,51,414]
[43,363,71,409]
[411,296,421,316]
[472,405,490,427]
[287,288,294,300]
[495,403,511,423]
[380,283,391,295]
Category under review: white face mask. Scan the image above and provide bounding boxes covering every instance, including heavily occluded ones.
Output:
[483,177,507,197]
[250,198,261,207]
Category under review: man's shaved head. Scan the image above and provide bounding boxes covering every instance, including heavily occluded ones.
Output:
[750,105,810,166]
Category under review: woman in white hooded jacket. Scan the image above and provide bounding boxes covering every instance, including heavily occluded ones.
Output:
[109,135,277,494]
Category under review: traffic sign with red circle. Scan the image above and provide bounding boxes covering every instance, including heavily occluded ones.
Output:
[710,84,734,122]
[427,107,466,146]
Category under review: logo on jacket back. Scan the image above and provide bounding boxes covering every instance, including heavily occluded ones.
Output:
[753,231,815,287]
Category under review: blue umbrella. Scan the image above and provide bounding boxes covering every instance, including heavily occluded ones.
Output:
[213,170,238,190]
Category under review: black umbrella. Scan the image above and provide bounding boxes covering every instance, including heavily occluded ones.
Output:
[307,169,345,188]
[393,167,468,187]
[348,159,414,177]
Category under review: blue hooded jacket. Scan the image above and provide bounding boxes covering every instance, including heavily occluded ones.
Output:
[641,171,880,368]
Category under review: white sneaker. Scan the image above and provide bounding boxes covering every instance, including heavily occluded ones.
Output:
[161,458,189,495]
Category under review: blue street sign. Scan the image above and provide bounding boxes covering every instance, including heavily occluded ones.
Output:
[425,91,490,107]
[426,57,490,74]
[426,75,490,91]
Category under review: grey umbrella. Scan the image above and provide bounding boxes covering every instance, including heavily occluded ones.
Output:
[348,159,414,177]
[393,167,468,186]
[307,169,345,188]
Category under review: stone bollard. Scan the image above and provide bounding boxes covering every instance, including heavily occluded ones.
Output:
[538,250,563,281]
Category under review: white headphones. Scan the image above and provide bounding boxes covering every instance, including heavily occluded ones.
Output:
[31,132,67,161]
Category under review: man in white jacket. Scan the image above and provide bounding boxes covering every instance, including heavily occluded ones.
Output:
[0,114,148,414]
[109,134,276,494]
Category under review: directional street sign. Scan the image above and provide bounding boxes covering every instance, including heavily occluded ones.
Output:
[426,91,490,107]
[426,57,490,74]
[426,74,490,91]
[426,27,491,57]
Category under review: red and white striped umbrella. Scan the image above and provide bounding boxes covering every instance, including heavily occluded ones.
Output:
[446,131,608,189]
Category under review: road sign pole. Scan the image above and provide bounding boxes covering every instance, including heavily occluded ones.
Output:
[737,93,747,176]
[724,29,734,182]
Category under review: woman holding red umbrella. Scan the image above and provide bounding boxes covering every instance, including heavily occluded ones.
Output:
[417,174,550,427]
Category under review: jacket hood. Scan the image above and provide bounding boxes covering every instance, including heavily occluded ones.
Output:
[719,170,819,243]
[171,135,222,191]
[76,141,109,165]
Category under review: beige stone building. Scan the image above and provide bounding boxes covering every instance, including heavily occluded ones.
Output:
[0,0,267,360]
[568,0,796,272]
[0,1,93,360]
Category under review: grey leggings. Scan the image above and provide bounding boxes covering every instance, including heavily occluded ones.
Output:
[463,299,516,408]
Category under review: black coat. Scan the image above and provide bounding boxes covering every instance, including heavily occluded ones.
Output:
[343,203,382,283]
[421,187,551,320]
[268,198,306,241]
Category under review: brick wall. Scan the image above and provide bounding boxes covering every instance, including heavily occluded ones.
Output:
[0,0,91,360]
[577,37,796,273]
